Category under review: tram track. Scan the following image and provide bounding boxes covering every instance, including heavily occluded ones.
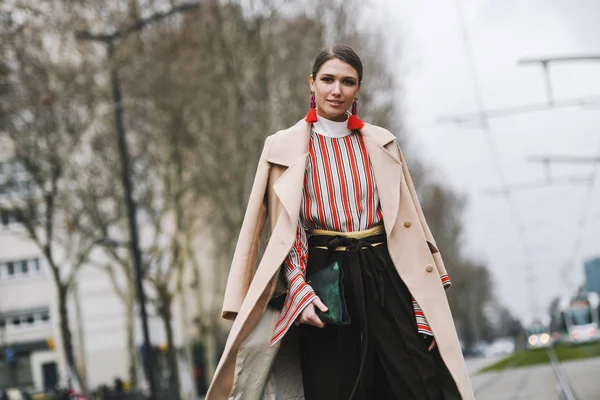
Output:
[473,347,584,399]
[547,347,580,400]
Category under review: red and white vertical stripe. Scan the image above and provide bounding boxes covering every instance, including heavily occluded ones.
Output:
[270,130,450,345]
[270,225,317,345]
[302,131,383,232]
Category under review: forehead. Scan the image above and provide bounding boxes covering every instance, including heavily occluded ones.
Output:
[317,58,359,79]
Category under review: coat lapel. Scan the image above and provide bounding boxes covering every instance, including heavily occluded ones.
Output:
[360,124,402,235]
[267,119,311,224]
[273,154,309,223]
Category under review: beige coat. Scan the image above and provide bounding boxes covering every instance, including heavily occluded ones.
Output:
[207,119,475,400]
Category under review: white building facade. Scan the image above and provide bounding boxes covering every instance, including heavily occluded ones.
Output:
[0,157,197,396]
[0,217,61,392]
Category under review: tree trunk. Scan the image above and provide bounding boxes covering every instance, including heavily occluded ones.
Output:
[126,288,138,388]
[467,289,481,345]
[178,279,197,399]
[162,294,181,399]
[190,258,216,388]
[72,281,88,396]
[58,284,83,389]
[203,316,218,383]
[202,255,226,382]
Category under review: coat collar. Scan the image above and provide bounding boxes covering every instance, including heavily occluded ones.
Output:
[266,119,397,167]
[267,119,402,235]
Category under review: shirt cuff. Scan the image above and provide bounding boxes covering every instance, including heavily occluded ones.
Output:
[270,281,316,346]
[440,274,452,290]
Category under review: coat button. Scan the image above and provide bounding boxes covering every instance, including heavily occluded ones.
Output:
[404,220,412,228]
[425,264,434,273]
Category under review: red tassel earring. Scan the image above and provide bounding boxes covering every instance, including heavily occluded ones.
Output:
[305,92,318,123]
[347,97,364,130]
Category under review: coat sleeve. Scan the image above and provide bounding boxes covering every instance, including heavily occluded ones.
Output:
[222,137,273,321]
[395,141,452,289]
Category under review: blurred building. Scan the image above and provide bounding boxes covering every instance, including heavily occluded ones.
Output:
[0,157,197,395]
[585,256,600,296]
[0,159,61,392]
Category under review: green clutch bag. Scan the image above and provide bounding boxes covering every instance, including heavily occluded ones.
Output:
[308,261,351,325]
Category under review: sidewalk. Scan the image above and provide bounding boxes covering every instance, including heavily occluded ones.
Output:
[561,356,600,400]
[466,355,558,400]
[470,363,558,400]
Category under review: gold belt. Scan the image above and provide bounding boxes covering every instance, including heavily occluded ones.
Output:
[311,225,385,250]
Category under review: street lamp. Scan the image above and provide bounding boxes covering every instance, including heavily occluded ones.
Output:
[76,6,200,398]
[76,33,158,398]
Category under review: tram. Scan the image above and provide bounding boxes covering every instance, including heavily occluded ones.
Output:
[563,293,599,344]
[526,319,551,349]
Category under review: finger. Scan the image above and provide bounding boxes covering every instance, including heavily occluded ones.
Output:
[428,338,436,352]
[309,314,325,328]
[313,297,328,313]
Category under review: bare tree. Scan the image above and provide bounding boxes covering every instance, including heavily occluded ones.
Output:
[417,179,497,347]
[98,2,326,383]
[155,0,402,379]
[0,1,105,390]
[73,129,140,386]
[1,2,505,390]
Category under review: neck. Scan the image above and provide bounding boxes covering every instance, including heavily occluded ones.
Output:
[312,114,352,138]
[317,110,348,122]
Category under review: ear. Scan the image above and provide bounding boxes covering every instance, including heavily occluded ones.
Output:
[309,74,316,93]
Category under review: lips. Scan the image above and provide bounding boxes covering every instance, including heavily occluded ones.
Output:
[327,100,344,107]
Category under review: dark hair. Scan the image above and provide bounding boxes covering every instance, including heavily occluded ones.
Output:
[311,44,363,85]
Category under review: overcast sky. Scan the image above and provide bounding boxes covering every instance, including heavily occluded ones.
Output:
[376,0,600,323]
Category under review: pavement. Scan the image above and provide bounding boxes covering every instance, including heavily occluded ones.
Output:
[561,356,600,400]
[470,363,558,400]
[465,355,504,376]
[204,354,600,400]
[466,354,600,400]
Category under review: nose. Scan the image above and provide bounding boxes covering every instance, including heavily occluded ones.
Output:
[331,81,342,96]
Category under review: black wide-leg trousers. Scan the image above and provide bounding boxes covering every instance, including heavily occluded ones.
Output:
[298,233,456,400]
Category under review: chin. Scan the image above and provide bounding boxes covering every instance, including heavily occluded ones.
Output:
[322,108,348,121]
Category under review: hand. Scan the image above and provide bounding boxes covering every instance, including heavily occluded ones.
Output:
[428,338,437,352]
[297,296,328,328]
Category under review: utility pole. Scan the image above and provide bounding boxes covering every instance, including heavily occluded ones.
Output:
[437,54,600,125]
[482,174,592,197]
[443,4,600,324]
[518,55,600,106]
[527,155,600,165]
[75,3,200,399]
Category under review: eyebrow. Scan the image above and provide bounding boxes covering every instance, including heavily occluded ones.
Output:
[320,73,358,81]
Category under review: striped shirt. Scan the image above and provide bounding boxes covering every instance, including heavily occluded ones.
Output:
[270,129,451,345]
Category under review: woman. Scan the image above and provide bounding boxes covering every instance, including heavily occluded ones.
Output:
[207,45,474,400]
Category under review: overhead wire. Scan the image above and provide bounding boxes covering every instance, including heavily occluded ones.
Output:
[452,0,538,318]
[565,123,600,293]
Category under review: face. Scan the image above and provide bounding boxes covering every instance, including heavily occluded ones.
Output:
[310,58,360,122]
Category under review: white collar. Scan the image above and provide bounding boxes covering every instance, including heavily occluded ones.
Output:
[312,115,352,138]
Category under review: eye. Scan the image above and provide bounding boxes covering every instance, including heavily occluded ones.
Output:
[343,79,356,86]
[321,77,333,82]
